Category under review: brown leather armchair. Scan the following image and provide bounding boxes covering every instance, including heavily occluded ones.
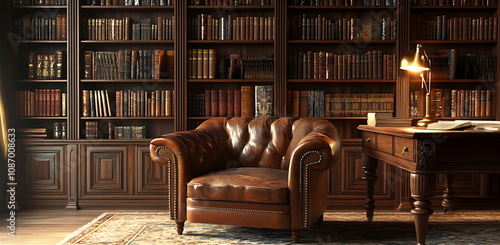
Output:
[150,117,341,243]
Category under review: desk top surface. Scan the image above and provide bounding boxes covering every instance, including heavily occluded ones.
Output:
[357,125,500,139]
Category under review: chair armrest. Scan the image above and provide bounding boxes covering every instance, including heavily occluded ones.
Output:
[286,119,341,229]
[149,118,230,222]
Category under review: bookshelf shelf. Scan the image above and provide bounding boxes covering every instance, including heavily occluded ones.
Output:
[410,40,497,44]
[411,79,497,83]
[81,117,174,120]
[188,79,273,83]
[287,6,397,10]
[17,79,68,83]
[188,40,274,44]
[10,6,67,9]
[410,6,497,10]
[81,40,174,44]
[21,117,68,120]
[17,40,67,44]
[80,6,173,10]
[187,6,274,10]
[81,79,174,83]
[288,40,396,44]
[288,79,396,83]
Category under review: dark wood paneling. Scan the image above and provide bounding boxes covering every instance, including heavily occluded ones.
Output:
[23,146,67,196]
[135,146,168,195]
[80,145,129,197]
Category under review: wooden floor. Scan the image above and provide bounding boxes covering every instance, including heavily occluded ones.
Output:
[0,208,164,245]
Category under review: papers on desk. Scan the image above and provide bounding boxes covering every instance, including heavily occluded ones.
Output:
[427,120,500,131]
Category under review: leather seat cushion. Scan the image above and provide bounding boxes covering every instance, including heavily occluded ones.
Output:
[187,167,289,204]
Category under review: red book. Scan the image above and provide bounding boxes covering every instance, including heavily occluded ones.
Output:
[234,89,241,117]
[227,90,234,117]
[210,90,219,117]
[219,90,228,117]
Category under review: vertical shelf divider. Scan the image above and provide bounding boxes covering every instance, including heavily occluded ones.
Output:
[175,0,188,131]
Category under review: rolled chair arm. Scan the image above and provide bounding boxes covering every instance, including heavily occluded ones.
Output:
[149,118,231,222]
[286,119,341,230]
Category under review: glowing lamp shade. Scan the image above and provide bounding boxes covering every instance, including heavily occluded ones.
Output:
[400,44,430,72]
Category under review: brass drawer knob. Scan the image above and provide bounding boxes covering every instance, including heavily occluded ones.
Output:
[365,138,371,143]
[402,147,409,155]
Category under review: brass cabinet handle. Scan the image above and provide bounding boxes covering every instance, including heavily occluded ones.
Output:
[402,147,409,155]
[365,138,371,143]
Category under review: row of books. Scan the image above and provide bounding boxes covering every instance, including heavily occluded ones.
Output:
[410,0,497,6]
[10,0,66,5]
[84,49,174,80]
[188,49,217,79]
[410,89,496,118]
[82,90,173,117]
[289,15,396,41]
[464,54,497,80]
[84,0,173,5]
[115,90,173,117]
[13,14,67,41]
[85,121,147,139]
[83,17,175,41]
[410,15,498,41]
[28,50,65,80]
[18,127,49,139]
[288,51,396,80]
[427,49,457,80]
[189,15,275,41]
[289,0,396,5]
[189,86,273,117]
[189,0,274,6]
[288,91,394,117]
[16,89,66,117]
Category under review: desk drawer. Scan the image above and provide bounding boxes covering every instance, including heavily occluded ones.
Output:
[377,134,393,155]
[394,137,415,161]
[363,132,376,149]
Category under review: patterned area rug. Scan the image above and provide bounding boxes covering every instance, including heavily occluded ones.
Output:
[57,211,500,245]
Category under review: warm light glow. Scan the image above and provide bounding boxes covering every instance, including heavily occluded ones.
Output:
[0,70,8,156]
[400,44,430,72]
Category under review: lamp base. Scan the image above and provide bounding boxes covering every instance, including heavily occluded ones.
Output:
[417,116,437,127]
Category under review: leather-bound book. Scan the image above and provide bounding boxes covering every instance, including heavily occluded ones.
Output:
[227,90,234,117]
[234,89,241,117]
[28,51,37,79]
[299,90,308,117]
[219,89,228,116]
[240,85,254,118]
[255,85,273,117]
[54,89,61,116]
[292,90,300,117]
[210,90,219,117]
[165,90,172,117]
[208,49,216,79]
[204,90,211,116]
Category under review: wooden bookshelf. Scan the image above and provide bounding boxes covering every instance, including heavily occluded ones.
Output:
[4,0,500,210]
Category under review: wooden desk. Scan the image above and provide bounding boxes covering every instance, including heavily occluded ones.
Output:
[357,125,500,245]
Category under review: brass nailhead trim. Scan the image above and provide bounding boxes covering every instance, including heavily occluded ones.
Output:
[187,205,289,214]
[155,145,177,220]
[299,150,322,228]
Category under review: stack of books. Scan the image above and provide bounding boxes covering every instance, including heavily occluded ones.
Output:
[367,112,412,127]
[18,128,47,138]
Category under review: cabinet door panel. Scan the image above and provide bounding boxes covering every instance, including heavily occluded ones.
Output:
[23,146,67,196]
[80,146,129,197]
[136,146,168,194]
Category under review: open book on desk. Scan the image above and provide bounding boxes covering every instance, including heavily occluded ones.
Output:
[427,120,500,131]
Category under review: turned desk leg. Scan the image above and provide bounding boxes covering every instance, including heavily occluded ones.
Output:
[410,173,436,245]
[442,173,457,213]
[362,154,378,222]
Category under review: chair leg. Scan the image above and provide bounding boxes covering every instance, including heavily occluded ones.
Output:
[292,228,301,243]
[176,221,184,235]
